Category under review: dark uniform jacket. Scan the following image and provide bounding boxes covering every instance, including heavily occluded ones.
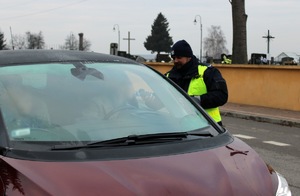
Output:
[165,56,228,109]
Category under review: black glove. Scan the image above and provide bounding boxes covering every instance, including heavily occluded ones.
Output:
[190,95,201,105]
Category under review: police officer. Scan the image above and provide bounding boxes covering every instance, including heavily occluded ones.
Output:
[166,40,228,126]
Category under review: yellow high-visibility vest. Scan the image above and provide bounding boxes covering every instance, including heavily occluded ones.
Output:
[187,66,222,123]
[166,66,222,122]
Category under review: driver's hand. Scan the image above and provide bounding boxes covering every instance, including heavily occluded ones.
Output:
[138,89,155,102]
[137,89,163,110]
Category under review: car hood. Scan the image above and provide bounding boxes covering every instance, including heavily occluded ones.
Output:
[1,138,276,196]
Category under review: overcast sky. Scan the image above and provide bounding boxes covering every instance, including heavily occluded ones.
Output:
[0,0,299,59]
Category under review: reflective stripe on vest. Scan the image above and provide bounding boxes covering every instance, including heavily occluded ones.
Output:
[187,66,222,123]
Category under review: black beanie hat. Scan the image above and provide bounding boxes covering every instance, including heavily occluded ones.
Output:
[171,40,193,57]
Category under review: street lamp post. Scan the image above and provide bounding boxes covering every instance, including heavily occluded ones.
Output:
[194,15,202,62]
[113,24,120,51]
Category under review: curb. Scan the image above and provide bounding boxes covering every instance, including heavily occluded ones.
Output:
[221,110,300,128]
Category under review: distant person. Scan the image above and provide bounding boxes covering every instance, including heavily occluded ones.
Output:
[165,40,228,126]
[221,54,232,64]
[262,57,268,64]
[260,56,264,64]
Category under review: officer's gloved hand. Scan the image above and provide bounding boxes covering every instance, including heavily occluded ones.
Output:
[190,95,201,105]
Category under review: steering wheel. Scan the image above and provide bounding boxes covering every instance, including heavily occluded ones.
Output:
[104,105,136,120]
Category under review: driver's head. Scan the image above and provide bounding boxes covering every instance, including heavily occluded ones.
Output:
[104,70,135,107]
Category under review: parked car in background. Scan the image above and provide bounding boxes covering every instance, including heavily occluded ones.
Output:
[0,50,291,195]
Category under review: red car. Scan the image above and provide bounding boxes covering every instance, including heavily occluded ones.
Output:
[0,50,291,195]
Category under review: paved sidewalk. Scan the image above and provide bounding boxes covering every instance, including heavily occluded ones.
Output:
[220,103,300,128]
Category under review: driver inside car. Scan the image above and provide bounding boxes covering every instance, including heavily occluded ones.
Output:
[0,81,50,133]
[79,71,138,120]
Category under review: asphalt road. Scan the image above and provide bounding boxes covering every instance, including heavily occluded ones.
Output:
[223,116,300,196]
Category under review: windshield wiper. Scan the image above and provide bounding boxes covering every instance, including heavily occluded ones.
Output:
[89,130,213,146]
[51,128,213,151]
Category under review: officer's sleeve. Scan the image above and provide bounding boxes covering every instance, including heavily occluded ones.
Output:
[200,67,228,109]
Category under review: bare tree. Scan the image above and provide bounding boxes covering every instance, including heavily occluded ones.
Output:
[12,34,27,49]
[82,39,91,51]
[203,25,229,59]
[229,0,248,64]
[61,33,91,51]
[61,33,79,50]
[26,31,45,49]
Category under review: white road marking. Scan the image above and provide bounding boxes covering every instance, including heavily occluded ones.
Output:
[233,134,256,139]
[233,134,292,147]
[263,141,291,146]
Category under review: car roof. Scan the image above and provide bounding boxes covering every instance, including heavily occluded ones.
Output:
[0,50,139,66]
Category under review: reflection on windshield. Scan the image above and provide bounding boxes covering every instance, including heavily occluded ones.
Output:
[0,62,212,148]
[0,160,24,194]
[70,62,104,81]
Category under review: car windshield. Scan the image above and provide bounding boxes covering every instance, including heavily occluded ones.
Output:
[0,62,218,150]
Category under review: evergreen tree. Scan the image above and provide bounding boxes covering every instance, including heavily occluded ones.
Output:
[0,31,6,50]
[144,12,173,60]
